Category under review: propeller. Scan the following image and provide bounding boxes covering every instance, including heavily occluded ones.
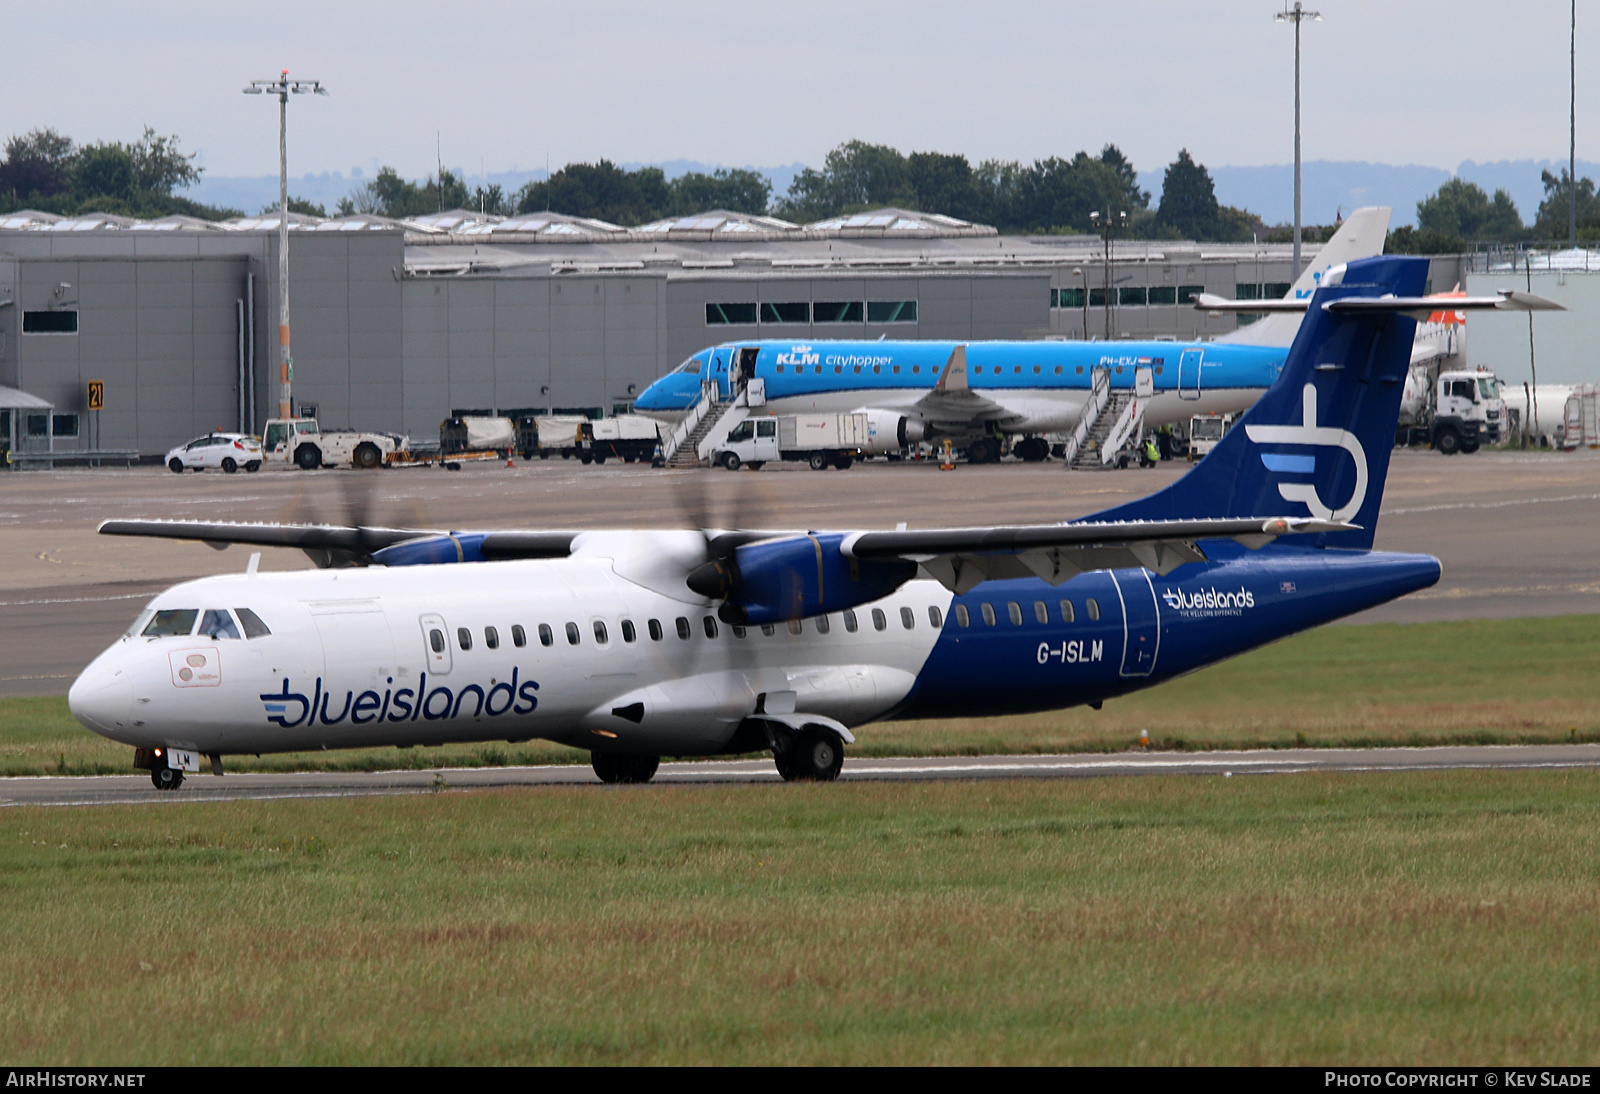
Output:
[283,473,432,568]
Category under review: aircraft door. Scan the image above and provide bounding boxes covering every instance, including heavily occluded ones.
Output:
[712,349,730,399]
[313,606,397,689]
[1178,349,1202,401]
[419,612,452,675]
[1134,366,1154,398]
[1111,570,1161,678]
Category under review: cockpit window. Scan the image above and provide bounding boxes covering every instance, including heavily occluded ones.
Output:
[199,609,241,640]
[678,359,701,375]
[234,608,272,639]
[142,609,198,637]
[124,608,156,638]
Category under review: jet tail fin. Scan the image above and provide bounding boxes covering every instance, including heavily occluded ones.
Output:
[1087,254,1429,550]
[1216,206,1392,347]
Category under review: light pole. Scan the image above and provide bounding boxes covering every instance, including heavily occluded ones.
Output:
[1089,208,1127,340]
[244,71,328,421]
[1276,3,1321,279]
[1072,266,1089,340]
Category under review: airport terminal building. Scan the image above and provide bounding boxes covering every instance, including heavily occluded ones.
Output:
[0,206,1468,459]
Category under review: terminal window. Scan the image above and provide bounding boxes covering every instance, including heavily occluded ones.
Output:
[706,302,757,325]
[866,300,917,323]
[22,310,78,334]
[1057,287,1085,308]
[1177,285,1204,304]
[760,302,810,323]
[52,414,78,438]
[1118,287,1147,307]
[814,301,864,323]
[1147,286,1177,305]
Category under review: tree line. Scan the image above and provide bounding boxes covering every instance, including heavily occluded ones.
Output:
[7,126,1600,248]
[0,127,238,220]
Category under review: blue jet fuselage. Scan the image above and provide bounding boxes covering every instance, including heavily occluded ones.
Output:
[635,339,1285,435]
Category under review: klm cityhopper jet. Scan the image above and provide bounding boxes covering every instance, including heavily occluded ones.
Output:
[71,256,1555,789]
[634,207,1391,462]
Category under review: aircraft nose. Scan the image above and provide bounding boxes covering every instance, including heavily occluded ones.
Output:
[68,661,133,736]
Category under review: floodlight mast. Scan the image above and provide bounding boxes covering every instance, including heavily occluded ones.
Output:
[1276,3,1321,279]
[243,71,328,420]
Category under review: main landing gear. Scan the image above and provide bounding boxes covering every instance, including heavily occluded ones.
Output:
[770,725,845,782]
[590,752,661,784]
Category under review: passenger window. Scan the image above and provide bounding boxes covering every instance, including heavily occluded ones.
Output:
[900,606,914,630]
[200,609,240,640]
[594,621,609,644]
[732,624,747,639]
[981,603,997,626]
[843,609,858,633]
[429,629,445,653]
[457,627,472,650]
[1086,598,1100,621]
[566,622,581,645]
[1034,601,1048,624]
[512,625,526,648]
[485,626,499,649]
[1008,602,1023,626]
[787,619,802,636]
[1060,600,1075,623]
[872,608,887,631]
[621,620,636,643]
[928,606,942,628]
[539,624,554,647]
[235,608,272,639]
[955,604,969,628]
[676,617,692,640]
[815,615,830,635]
[761,624,775,637]
[648,619,663,641]
[142,609,198,637]
[703,616,718,639]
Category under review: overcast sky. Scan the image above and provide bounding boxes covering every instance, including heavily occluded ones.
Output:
[4,1,1591,182]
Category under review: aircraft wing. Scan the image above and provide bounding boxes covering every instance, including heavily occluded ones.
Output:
[841,516,1349,594]
[97,519,578,568]
[1197,289,1562,317]
[901,345,1015,424]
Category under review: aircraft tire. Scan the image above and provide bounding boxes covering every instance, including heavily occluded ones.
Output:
[221,457,238,474]
[1017,438,1048,462]
[591,752,660,784]
[781,728,844,782]
[808,452,828,471]
[151,765,184,791]
[168,458,184,474]
[967,438,997,464]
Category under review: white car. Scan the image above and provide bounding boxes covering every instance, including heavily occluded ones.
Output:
[165,433,264,474]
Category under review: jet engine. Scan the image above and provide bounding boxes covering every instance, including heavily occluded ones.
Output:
[858,410,931,455]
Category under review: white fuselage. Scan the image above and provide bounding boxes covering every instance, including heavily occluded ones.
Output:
[69,532,951,759]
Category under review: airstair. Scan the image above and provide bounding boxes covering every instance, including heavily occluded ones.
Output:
[660,378,752,468]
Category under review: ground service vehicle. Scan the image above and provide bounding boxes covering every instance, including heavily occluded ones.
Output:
[1396,367,1507,454]
[578,417,661,464]
[165,433,263,474]
[1187,414,1234,461]
[713,413,869,470]
[262,418,412,470]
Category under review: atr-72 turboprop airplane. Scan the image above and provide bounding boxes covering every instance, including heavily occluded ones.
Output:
[632,208,1391,462]
[69,256,1555,790]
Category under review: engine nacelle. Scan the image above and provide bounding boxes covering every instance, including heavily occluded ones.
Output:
[371,533,488,566]
[687,533,916,625]
[858,409,931,454]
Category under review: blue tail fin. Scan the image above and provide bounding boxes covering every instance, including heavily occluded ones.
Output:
[1088,255,1428,550]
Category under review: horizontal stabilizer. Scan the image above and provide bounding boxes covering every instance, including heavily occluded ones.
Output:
[1198,288,1563,317]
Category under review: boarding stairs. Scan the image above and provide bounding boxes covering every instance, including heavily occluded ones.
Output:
[660,378,753,468]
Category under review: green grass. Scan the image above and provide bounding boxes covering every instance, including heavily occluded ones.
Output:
[10,615,1600,777]
[4,770,1600,1064]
